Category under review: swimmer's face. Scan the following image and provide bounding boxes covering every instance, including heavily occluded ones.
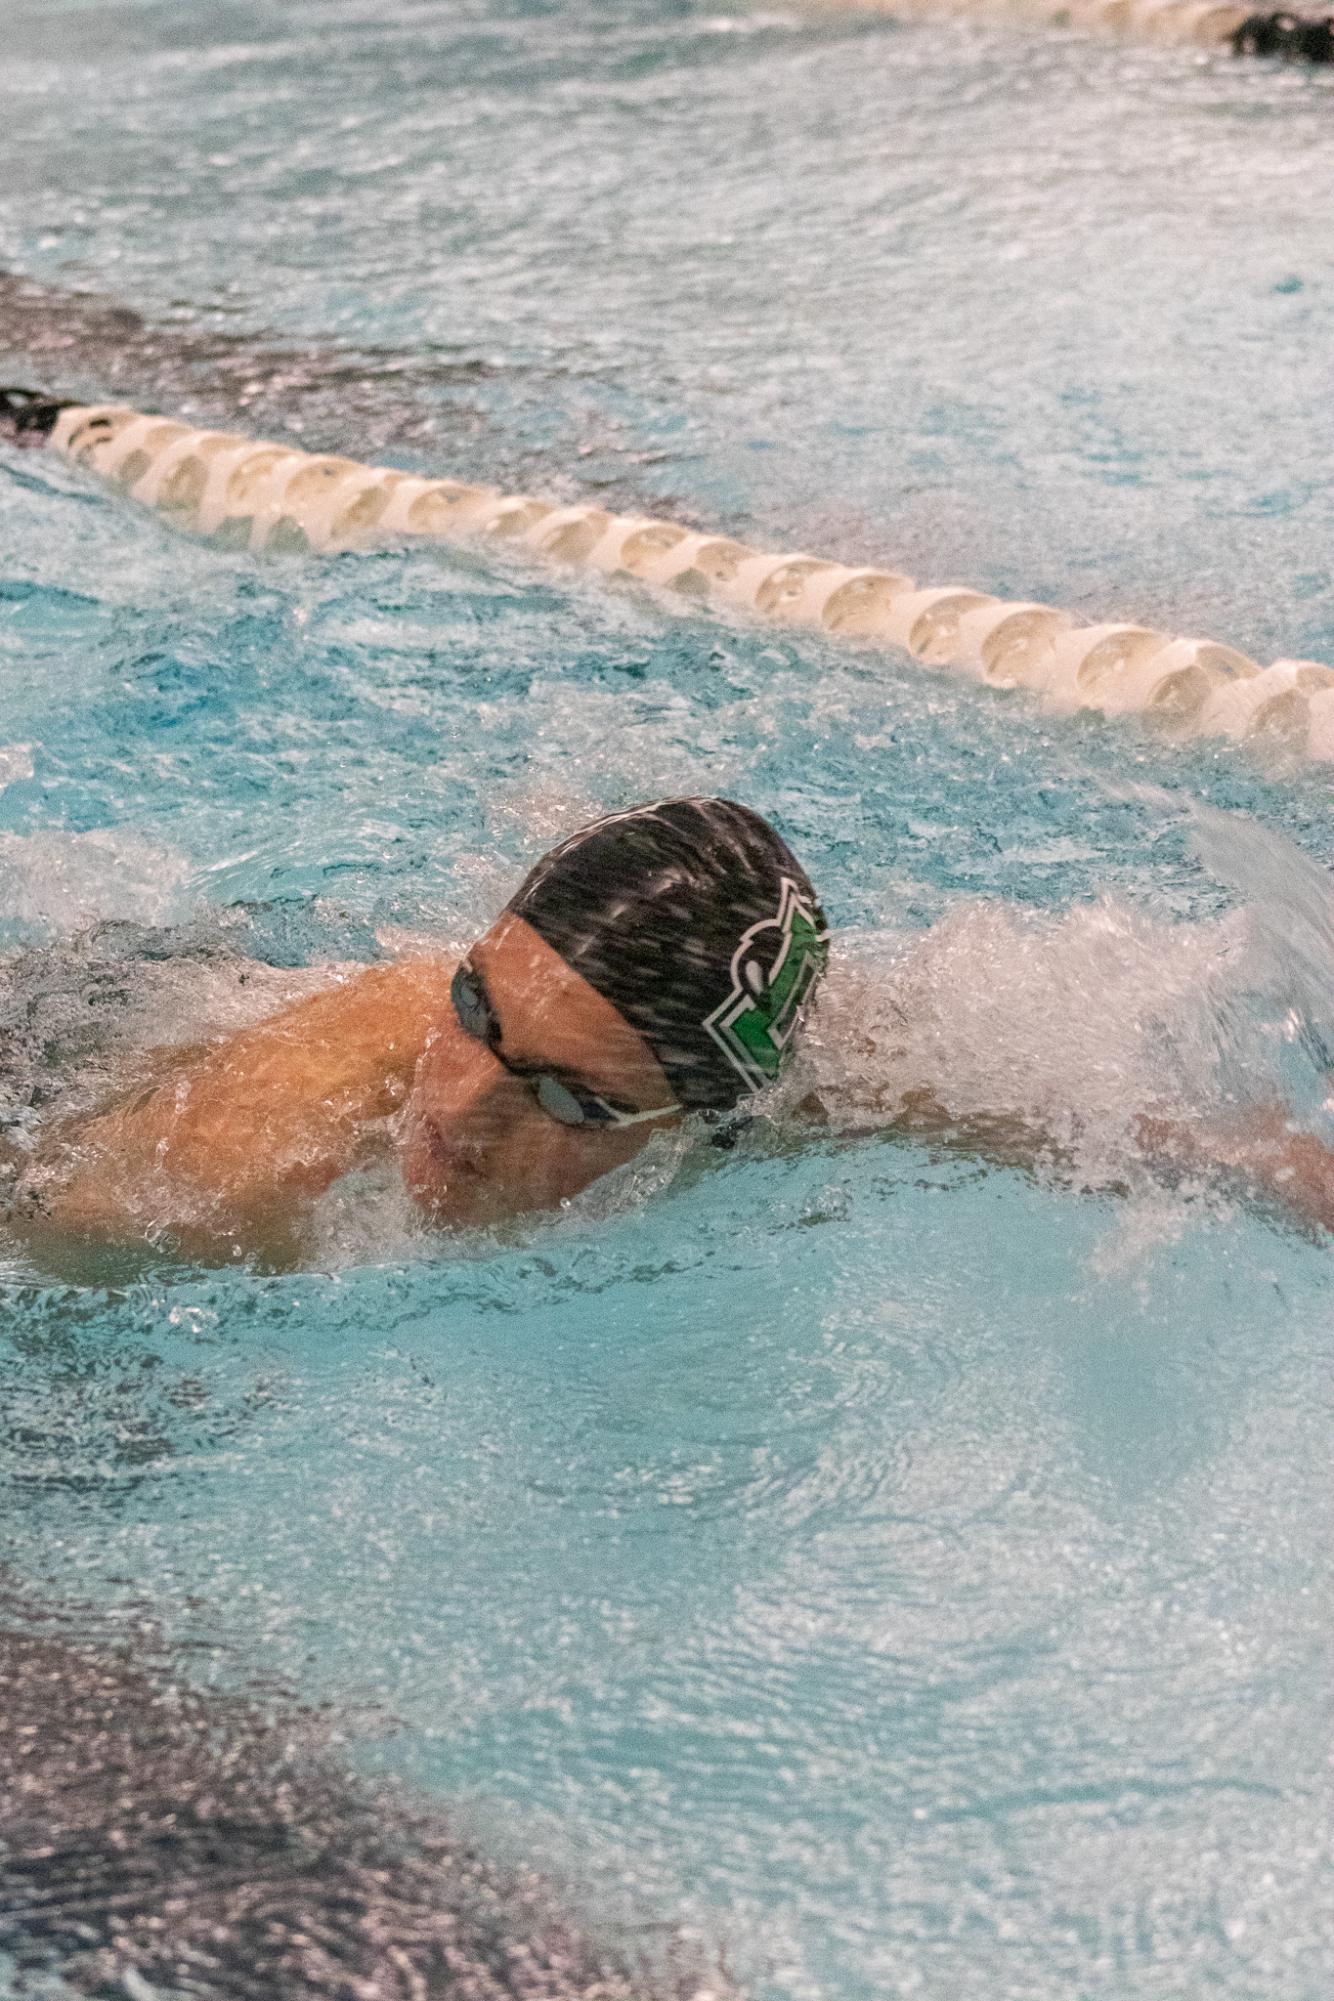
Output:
[400,913,681,1228]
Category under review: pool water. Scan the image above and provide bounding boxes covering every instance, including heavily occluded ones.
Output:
[3,3,1334,1996]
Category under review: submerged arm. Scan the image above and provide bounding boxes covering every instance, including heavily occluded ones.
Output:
[13,956,456,1262]
[816,1076,1334,1238]
[1135,1105,1334,1237]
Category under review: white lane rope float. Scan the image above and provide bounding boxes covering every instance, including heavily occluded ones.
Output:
[797,0,1334,62]
[8,392,1334,767]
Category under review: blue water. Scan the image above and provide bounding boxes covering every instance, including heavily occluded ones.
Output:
[3,3,1334,1996]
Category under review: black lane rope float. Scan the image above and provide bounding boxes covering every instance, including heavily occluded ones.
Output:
[1231,9,1334,57]
[797,0,1334,61]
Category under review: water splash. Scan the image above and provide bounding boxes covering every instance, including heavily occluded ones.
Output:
[0,828,192,946]
[800,794,1334,1236]
[809,895,1247,1179]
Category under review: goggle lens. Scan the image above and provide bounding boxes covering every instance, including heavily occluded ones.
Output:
[451,957,677,1131]
[451,962,497,1046]
[534,1074,599,1128]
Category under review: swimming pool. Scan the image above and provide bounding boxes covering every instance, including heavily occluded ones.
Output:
[3,2,1334,1995]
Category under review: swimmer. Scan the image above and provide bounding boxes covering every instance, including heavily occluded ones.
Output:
[9,792,1334,1270]
[10,797,830,1265]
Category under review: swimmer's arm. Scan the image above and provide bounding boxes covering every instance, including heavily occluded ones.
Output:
[1135,1106,1334,1237]
[810,1082,1334,1236]
[14,957,456,1259]
[803,1084,1055,1177]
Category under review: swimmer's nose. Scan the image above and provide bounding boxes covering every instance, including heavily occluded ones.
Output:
[419,1032,529,1143]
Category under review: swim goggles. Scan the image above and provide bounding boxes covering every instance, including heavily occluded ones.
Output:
[451,960,678,1130]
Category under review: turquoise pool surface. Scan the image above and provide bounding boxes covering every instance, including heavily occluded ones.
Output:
[3,3,1334,1996]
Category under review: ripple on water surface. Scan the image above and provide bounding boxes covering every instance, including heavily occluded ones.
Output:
[3,475,1334,2000]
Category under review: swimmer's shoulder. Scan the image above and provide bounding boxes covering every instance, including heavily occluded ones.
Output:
[4,949,461,1269]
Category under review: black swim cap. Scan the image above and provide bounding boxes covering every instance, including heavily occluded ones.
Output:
[508,797,828,1112]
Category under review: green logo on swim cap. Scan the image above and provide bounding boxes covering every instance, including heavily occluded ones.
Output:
[704,878,828,1093]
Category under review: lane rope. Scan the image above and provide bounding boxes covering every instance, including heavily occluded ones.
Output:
[12,394,1334,767]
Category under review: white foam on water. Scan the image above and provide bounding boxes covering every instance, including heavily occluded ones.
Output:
[698,11,803,30]
[815,896,1246,1126]
[804,894,1257,1240]
[0,828,193,943]
[798,797,1334,1261]
[1188,800,1334,1089]
[0,744,34,792]
[307,1156,433,1269]
[318,876,1276,1271]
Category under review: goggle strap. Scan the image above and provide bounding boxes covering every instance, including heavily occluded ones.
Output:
[599,1101,678,1127]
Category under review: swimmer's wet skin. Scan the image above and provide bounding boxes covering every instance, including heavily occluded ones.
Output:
[10,798,830,1266]
[10,793,1334,1268]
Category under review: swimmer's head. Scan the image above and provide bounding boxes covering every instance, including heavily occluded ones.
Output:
[402,798,828,1227]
